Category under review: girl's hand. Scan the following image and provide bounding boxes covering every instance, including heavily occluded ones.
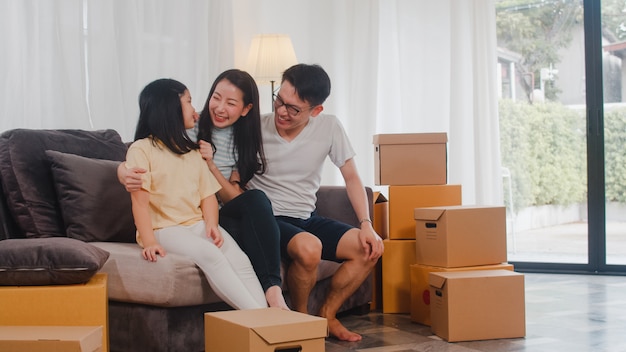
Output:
[142,244,166,262]
[199,140,215,162]
[206,226,224,248]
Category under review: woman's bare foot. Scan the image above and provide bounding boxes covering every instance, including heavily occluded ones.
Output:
[327,317,362,342]
[266,285,290,310]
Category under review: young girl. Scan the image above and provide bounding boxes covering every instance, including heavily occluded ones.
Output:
[126,78,266,310]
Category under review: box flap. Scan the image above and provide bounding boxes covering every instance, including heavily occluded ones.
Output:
[413,207,445,221]
[373,133,447,145]
[373,191,388,203]
[428,272,447,289]
[252,318,327,344]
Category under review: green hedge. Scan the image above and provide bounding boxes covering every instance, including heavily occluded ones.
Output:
[499,100,625,212]
[605,107,626,203]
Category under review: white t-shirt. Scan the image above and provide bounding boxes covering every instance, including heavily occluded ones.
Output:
[247,113,355,219]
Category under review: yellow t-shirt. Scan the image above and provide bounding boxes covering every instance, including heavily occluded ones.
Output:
[126,138,221,232]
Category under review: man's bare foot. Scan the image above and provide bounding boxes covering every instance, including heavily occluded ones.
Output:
[266,285,290,310]
[327,317,362,342]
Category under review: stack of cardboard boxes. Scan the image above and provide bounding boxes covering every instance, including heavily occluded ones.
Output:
[373,133,461,313]
[373,133,526,342]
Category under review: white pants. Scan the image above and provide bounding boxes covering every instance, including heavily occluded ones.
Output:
[155,221,267,310]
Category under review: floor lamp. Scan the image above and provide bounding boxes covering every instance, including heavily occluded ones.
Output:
[246,34,298,111]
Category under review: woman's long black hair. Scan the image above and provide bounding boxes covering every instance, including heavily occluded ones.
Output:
[197,69,266,186]
[134,78,198,154]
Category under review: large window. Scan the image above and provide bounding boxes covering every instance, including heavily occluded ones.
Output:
[496,0,626,273]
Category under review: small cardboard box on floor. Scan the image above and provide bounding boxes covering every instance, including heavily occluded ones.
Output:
[414,205,507,267]
[0,273,109,352]
[409,263,514,326]
[381,239,416,313]
[429,270,526,342]
[0,326,102,352]
[204,308,327,352]
[373,133,448,186]
[388,185,462,239]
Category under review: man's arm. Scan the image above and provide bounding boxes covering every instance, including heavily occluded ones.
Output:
[339,158,384,260]
[117,162,146,192]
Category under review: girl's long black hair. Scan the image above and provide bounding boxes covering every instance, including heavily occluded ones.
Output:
[197,69,266,186]
[134,78,198,154]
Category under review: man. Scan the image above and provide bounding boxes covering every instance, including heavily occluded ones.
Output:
[247,63,384,342]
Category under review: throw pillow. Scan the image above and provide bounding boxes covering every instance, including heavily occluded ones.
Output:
[0,129,128,238]
[0,237,110,286]
[46,150,136,243]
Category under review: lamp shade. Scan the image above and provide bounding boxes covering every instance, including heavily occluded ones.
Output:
[246,34,298,83]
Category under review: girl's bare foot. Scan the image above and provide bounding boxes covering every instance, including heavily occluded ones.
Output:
[266,285,290,310]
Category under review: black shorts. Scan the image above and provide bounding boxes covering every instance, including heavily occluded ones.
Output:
[275,212,354,263]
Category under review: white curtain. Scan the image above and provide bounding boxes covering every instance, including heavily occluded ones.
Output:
[1,0,88,130]
[0,0,502,206]
[377,0,501,204]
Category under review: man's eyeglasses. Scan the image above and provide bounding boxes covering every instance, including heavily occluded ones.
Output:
[273,94,310,118]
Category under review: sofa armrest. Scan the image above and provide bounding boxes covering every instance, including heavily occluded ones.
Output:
[314,186,373,228]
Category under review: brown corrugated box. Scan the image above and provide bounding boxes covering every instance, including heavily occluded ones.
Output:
[370,191,388,310]
[0,326,102,352]
[429,270,526,342]
[388,185,462,239]
[372,191,389,239]
[0,273,109,352]
[373,133,448,186]
[204,308,327,352]
[410,263,514,326]
[414,205,507,267]
[381,239,416,313]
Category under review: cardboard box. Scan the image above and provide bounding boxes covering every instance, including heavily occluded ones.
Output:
[0,326,102,352]
[372,191,389,239]
[414,205,506,267]
[370,191,388,310]
[204,308,327,352]
[409,263,514,326]
[373,133,447,186]
[429,270,526,342]
[0,273,109,352]
[370,260,383,311]
[389,185,462,239]
[381,239,416,313]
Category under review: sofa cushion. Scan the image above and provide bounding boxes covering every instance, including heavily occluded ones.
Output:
[91,242,221,307]
[46,151,135,243]
[0,129,128,238]
[0,237,110,286]
[93,242,343,308]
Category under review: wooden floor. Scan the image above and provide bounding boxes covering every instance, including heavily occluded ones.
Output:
[325,272,626,352]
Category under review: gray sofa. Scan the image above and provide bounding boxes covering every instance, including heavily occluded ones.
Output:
[0,129,372,352]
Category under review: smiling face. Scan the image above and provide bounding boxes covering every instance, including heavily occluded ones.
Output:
[208,79,252,129]
[180,89,198,130]
[273,80,323,140]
